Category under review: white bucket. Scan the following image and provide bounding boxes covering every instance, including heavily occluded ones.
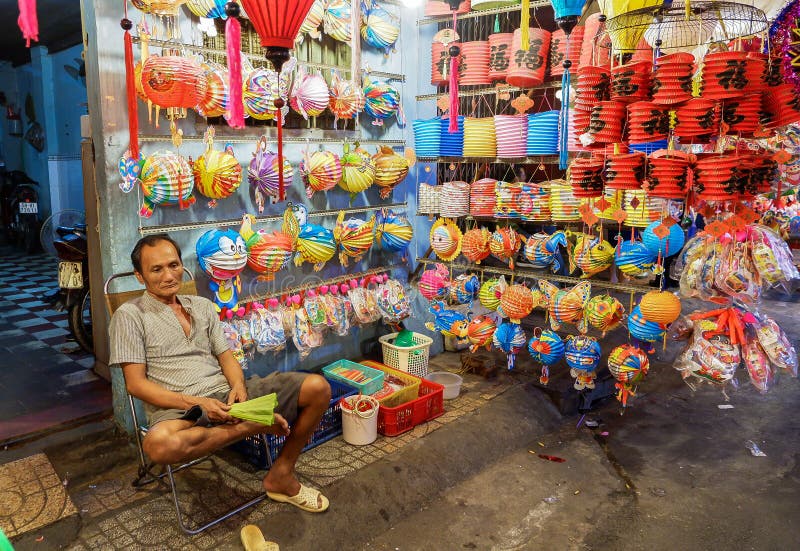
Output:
[340,395,379,446]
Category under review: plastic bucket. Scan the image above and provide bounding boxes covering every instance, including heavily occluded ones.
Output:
[340,395,379,445]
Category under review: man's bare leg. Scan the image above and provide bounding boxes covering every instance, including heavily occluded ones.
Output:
[262,375,331,502]
[143,414,289,465]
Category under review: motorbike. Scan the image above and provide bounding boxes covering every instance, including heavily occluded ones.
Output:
[1,169,41,252]
[48,223,93,353]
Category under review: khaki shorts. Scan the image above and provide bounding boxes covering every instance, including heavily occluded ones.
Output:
[148,372,309,427]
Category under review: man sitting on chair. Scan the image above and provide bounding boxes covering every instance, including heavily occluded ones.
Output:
[109,234,331,513]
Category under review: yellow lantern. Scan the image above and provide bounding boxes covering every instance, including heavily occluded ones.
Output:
[639,290,681,325]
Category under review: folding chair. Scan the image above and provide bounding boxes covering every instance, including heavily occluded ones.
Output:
[103,269,269,534]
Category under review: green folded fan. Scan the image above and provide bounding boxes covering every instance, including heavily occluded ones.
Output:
[229,393,278,425]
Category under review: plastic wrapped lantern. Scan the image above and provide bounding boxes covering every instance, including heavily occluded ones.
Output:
[615,239,656,278]
[196,228,247,312]
[539,280,592,333]
[628,304,667,353]
[478,276,507,311]
[462,227,492,264]
[301,149,342,198]
[361,1,400,54]
[375,209,413,257]
[363,76,404,126]
[430,218,463,261]
[490,227,523,269]
[642,219,685,258]
[333,211,375,267]
[290,67,330,119]
[467,315,497,353]
[564,334,602,390]
[528,329,565,385]
[137,151,196,217]
[584,294,625,335]
[329,71,366,127]
[372,146,413,199]
[498,284,535,323]
[192,127,242,207]
[419,263,451,300]
[238,214,294,281]
[449,274,480,305]
[493,322,527,370]
[607,343,649,407]
[248,137,294,212]
[639,290,681,325]
[339,143,376,197]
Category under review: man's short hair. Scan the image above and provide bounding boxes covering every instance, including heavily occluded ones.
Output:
[131,234,182,273]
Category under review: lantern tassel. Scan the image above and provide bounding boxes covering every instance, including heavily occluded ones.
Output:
[226,14,245,129]
[277,107,285,202]
[559,67,570,170]
[17,0,38,47]
[448,11,459,133]
[123,28,139,160]
[520,0,530,50]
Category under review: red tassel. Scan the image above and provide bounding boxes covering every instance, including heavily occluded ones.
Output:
[277,108,285,202]
[17,0,38,47]
[124,30,139,160]
[448,11,459,133]
[226,15,245,129]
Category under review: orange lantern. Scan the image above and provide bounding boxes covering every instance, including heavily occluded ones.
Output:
[461,227,492,264]
[639,291,681,325]
[499,284,535,324]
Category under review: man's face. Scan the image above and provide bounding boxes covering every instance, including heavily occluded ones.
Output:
[135,240,183,301]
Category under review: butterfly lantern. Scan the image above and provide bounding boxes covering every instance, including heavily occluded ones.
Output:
[196,228,248,315]
[564,335,602,390]
[478,276,508,311]
[528,329,565,385]
[608,344,650,407]
[493,322,527,370]
[466,315,497,353]
[539,280,592,333]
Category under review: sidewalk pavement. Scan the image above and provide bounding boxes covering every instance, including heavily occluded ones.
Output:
[2,295,799,550]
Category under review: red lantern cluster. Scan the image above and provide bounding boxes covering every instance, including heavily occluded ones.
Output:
[652,52,694,105]
[626,101,669,142]
[569,156,605,198]
[611,61,651,103]
[604,152,647,190]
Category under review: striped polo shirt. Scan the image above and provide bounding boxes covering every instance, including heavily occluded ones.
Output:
[109,292,232,411]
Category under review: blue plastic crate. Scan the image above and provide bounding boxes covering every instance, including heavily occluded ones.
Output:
[231,377,357,470]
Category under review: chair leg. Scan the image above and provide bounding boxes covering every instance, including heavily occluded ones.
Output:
[165,463,267,535]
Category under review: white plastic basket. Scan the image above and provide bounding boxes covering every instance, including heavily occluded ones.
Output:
[379,332,434,378]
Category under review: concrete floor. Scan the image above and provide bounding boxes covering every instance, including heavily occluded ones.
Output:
[2,294,799,550]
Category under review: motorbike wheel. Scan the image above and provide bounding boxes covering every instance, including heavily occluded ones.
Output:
[68,288,94,354]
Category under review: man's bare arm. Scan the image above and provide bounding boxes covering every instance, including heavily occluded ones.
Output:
[121,362,233,422]
[217,349,247,404]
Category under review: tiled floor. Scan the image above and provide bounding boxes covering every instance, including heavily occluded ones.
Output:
[0,245,111,445]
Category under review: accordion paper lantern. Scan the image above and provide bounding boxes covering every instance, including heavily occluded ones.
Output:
[523,231,567,273]
[361,2,400,53]
[243,68,290,121]
[639,291,681,325]
[419,263,450,300]
[507,27,551,88]
[196,228,247,282]
[528,328,565,384]
[375,209,413,254]
[539,280,591,333]
[294,223,337,271]
[373,146,412,200]
[138,151,195,217]
[461,227,492,264]
[339,144,376,196]
[196,63,229,118]
[467,315,497,353]
[498,284,535,323]
[239,215,294,280]
[628,305,667,347]
[490,227,522,269]
[248,138,294,212]
[430,218,463,261]
[186,0,227,18]
[192,127,241,207]
[328,71,366,125]
[449,274,480,305]
[608,343,649,406]
[301,149,342,198]
[333,211,375,267]
[133,0,188,15]
[363,76,404,126]
[615,240,656,277]
[478,276,507,311]
[585,294,625,335]
[570,233,615,278]
[290,68,330,119]
[565,334,602,390]
[323,0,352,43]
[493,322,527,370]
[642,220,685,258]
[297,0,325,42]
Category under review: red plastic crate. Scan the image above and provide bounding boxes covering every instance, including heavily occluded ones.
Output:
[377,379,445,437]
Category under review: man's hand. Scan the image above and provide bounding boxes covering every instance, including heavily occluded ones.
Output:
[194,396,233,423]
[227,384,248,406]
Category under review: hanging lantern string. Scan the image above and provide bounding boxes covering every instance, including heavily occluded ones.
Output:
[121,1,139,159]
[17,0,39,47]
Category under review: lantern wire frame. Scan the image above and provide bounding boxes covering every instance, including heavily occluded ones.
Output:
[604,1,768,53]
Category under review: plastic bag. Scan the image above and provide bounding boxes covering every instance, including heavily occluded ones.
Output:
[714,242,760,303]
[742,335,774,393]
[304,290,327,329]
[376,278,411,324]
[755,316,798,377]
